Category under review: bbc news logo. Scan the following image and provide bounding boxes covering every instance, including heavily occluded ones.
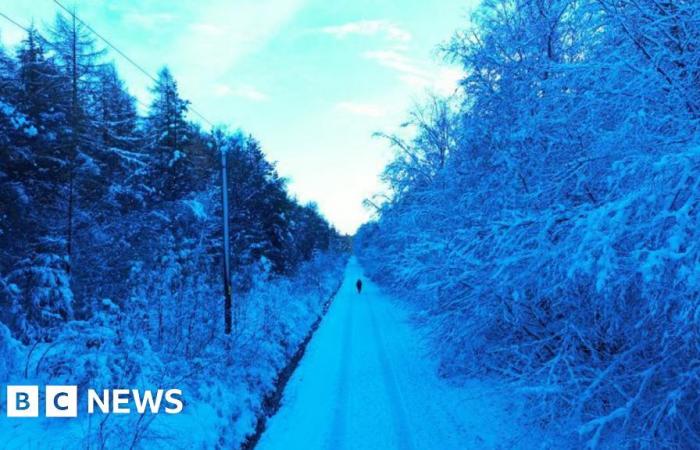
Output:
[4,386,183,417]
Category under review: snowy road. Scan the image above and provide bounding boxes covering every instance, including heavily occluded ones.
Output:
[256,258,523,450]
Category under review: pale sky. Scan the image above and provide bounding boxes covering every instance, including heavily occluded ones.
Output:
[0,0,479,234]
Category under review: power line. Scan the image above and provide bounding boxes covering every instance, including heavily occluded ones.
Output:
[53,0,159,85]
[51,0,216,128]
[0,11,30,33]
[0,9,153,112]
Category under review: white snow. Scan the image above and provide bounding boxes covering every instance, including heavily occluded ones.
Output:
[184,199,207,220]
[168,150,183,167]
[257,257,530,449]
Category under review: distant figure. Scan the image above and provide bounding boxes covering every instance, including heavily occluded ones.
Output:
[356,279,363,294]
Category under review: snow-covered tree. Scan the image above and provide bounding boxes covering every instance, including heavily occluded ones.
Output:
[146,67,193,202]
[357,1,700,448]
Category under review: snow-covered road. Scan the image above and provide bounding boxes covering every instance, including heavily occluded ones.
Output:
[256,257,524,450]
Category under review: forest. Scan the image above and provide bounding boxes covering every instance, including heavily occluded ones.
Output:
[0,11,348,448]
[356,0,700,448]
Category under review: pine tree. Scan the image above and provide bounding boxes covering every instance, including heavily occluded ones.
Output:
[0,32,74,343]
[146,67,193,202]
[48,11,105,268]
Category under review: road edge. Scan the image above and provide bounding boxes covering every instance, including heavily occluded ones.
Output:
[240,275,345,450]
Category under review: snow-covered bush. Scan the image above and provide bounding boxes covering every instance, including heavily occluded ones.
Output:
[1,250,73,343]
[0,321,22,380]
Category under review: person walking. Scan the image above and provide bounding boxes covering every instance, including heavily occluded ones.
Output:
[356,279,363,294]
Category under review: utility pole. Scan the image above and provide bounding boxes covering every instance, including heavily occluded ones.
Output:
[220,137,233,335]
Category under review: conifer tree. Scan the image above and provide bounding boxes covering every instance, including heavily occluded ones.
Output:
[146,67,193,202]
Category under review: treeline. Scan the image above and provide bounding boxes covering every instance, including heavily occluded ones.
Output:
[0,14,344,343]
[356,1,700,448]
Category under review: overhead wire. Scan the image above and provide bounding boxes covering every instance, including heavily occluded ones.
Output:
[52,0,215,127]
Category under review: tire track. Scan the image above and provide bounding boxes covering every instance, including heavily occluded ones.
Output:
[326,294,353,450]
[366,298,416,450]
[374,298,470,449]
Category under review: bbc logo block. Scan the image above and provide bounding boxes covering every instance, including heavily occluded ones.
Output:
[6,385,77,418]
[46,385,78,417]
[6,385,39,417]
